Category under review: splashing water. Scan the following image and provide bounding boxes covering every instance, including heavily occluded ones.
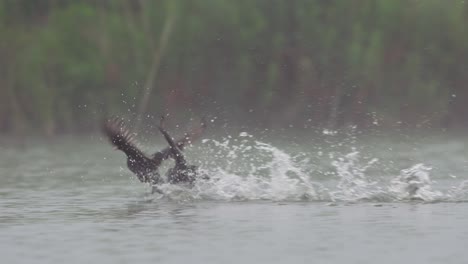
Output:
[153,133,468,203]
[330,151,381,202]
[191,138,322,201]
[389,164,443,201]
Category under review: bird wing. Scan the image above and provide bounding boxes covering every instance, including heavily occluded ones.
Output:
[102,117,149,159]
[152,117,207,163]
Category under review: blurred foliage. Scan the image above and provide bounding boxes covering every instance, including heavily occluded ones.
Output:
[0,0,467,135]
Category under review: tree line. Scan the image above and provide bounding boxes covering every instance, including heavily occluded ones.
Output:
[1,0,467,135]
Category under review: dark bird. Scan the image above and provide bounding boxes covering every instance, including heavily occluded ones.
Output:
[102,117,206,185]
[157,116,206,184]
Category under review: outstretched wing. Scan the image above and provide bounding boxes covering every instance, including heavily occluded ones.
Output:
[157,122,186,165]
[102,117,149,160]
[152,117,207,162]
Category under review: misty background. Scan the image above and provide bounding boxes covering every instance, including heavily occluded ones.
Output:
[3,2,468,263]
[1,0,467,136]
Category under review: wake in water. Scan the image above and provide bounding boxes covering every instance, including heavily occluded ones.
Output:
[151,133,468,203]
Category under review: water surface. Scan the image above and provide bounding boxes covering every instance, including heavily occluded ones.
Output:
[1,133,468,263]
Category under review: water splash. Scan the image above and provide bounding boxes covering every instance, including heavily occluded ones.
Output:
[192,137,323,201]
[330,151,381,202]
[152,134,468,203]
[389,164,443,201]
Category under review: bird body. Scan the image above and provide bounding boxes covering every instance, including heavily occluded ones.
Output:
[103,116,206,186]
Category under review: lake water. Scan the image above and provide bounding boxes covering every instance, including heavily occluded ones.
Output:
[1,132,468,264]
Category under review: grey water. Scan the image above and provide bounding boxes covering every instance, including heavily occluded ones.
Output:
[1,133,468,264]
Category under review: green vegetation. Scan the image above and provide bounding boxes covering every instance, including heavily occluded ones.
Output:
[1,0,467,135]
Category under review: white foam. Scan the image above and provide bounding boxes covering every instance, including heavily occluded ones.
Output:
[152,134,468,203]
